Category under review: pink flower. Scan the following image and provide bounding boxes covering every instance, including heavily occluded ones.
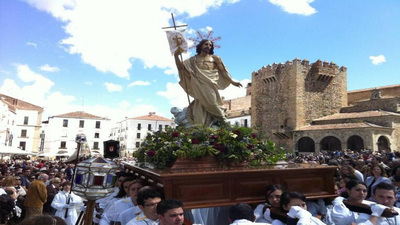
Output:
[210,134,218,140]
[252,133,257,138]
[146,150,155,157]
[172,131,179,138]
[247,144,253,149]
[214,143,227,153]
[191,139,200,144]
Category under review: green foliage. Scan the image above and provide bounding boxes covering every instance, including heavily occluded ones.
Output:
[133,124,285,169]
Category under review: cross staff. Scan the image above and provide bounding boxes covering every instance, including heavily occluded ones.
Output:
[162,13,191,105]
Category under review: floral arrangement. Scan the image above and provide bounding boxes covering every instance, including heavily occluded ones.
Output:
[133,124,286,169]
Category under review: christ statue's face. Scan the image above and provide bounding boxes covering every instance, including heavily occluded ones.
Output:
[201,41,213,53]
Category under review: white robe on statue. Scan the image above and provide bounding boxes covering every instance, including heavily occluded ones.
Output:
[178,55,234,125]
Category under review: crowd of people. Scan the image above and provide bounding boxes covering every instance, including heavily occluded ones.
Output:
[0,148,400,225]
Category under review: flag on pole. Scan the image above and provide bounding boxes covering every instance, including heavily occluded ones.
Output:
[166,30,188,55]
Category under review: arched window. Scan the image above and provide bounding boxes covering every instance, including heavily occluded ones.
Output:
[377,136,390,151]
[297,137,315,152]
[347,135,364,151]
[320,136,341,151]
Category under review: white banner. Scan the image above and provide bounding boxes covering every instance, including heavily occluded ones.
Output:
[166,30,188,55]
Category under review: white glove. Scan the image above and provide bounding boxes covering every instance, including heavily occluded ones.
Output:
[332,196,345,206]
[66,204,75,209]
[287,206,312,219]
[370,203,388,217]
[263,208,271,220]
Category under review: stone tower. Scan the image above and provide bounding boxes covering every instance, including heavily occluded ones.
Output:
[251,58,347,151]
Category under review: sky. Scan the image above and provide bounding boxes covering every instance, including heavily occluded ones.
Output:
[1,0,399,124]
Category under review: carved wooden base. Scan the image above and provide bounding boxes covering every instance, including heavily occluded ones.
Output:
[123,162,337,209]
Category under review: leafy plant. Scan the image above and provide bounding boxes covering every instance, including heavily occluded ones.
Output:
[133,124,285,169]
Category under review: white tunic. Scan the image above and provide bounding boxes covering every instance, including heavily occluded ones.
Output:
[51,190,83,225]
[254,203,273,223]
[230,219,271,225]
[118,206,142,225]
[99,197,138,225]
[126,212,158,225]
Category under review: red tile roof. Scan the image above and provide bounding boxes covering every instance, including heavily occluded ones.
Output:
[0,93,43,112]
[52,111,109,120]
[131,113,172,121]
[296,122,390,131]
[314,110,400,121]
[347,84,400,93]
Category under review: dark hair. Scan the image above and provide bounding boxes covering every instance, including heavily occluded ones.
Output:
[228,203,254,222]
[137,189,162,206]
[345,179,366,190]
[156,199,183,215]
[373,182,396,194]
[391,165,400,176]
[61,181,71,187]
[115,177,137,198]
[19,215,67,225]
[280,191,306,212]
[196,39,214,55]
[265,184,284,204]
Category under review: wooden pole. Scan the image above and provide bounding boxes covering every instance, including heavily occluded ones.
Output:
[83,200,96,225]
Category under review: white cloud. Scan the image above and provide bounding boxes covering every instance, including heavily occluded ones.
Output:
[40,64,60,72]
[12,64,55,106]
[157,82,190,109]
[220,79,249,100]
[26,42,37,48]
[128,81,150,87]
[0,64,167,123]
[269,0,317,16]
[104,82,122,92]
[24,0,239,78]
[118,100,130,110]
[157,79,249,111]
[369,55,386,65]
[0,65,75,119]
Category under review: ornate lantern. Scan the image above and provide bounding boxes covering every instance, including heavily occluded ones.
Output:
[72,157,118,200]
[72,157,118,224]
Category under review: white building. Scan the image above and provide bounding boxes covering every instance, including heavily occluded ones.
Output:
[227,109,251,128]
[0,93,44,153]
[43,111,111,157]
[111,112,174,157]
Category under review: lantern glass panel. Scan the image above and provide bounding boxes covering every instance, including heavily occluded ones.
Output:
[75,174,84,185]
[107,174,116,186]
[93,176,104,186]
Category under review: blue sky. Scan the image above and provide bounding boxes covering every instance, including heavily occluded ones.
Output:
[1,0,399,123]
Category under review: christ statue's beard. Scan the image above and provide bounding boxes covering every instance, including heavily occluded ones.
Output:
[202,48,210,53]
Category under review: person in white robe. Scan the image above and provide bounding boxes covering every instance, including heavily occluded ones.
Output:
[328,180,371,225]
[254,184,284,223]
[357,182,400,225]
[51,181,82,225]
[228,203,271,225]
[271,191,325,225]
[126,189,162,225]
[100,179,142,225]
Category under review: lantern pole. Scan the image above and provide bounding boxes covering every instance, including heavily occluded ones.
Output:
[65,135,84,219]
[83,200,96,225]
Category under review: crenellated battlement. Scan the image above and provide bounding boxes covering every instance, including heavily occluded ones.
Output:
[253,58,347,84]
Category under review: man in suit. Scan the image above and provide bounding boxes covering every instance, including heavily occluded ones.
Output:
[43,177,61,215]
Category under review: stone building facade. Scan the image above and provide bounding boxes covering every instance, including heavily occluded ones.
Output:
[250,58,400,153]
[251,58,348,151]
[294,86,400,153]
